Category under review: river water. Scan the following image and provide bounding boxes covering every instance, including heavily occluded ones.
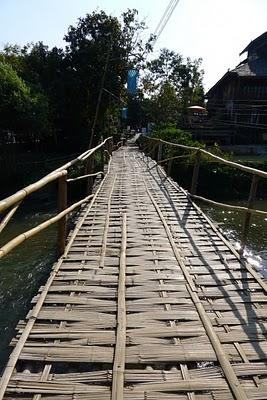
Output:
[200,199,267,276]
[0,210,57,371]
[0,199,266,371]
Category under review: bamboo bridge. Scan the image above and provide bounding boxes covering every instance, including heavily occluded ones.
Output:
[0,136,267,400]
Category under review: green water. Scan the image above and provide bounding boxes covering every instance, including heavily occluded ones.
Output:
[0,209,57,371]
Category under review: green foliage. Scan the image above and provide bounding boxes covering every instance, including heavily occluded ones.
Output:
[0,9,151,149]
[141,48,205,125]
[0,61,51,141]
[0,9,205,152]
[151,124,204,148]
[147,82,181,124]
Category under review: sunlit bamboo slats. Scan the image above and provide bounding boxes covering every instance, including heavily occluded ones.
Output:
[1,143,267,400]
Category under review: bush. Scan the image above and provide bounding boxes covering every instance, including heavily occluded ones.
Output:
[151,124,204,148]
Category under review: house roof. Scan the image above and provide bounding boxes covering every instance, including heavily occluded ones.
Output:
[240,31,267,56]
[232,57,267,77]
[206,59,267,97]
[205,71,233,97]
[206,31,267,98]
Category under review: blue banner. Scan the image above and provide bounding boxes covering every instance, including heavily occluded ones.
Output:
[121,108,128,119]
[127,70,138,95]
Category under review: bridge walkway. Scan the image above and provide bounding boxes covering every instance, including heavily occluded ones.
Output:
[1,145,267,400]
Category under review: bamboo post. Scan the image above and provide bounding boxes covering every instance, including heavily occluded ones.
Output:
[106,138,111,158]
[100,147,105,175]
[190,150,201,195]
[85,155,95,195]
[240,174,259,254]
[157,142,163,162]
[57,173,67,256]
[154,142,158,160]
[167,159,173,176]
[109,137,113,156]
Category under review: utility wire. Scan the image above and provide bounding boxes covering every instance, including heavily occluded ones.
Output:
[154,0,176,38]
[152,0,180,47]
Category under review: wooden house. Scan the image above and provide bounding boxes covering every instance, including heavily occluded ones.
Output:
[206,31,267,144]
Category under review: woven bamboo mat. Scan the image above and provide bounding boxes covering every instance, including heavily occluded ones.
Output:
[1,145,267,400]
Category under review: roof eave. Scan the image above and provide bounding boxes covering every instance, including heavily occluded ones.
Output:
[205,71,237,98]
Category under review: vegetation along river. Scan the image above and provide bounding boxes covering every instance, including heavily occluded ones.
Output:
[0,198,266,371]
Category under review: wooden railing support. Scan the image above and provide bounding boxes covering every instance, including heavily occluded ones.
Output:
[100,143,105,176]
[240,174,259,254]
[190,150,201,195]
[154,142,158,160]
[157,142,163,162]
[167,159,173,176]
[108,137,113,156]
[57,173,68,256]
[85,156,95,195]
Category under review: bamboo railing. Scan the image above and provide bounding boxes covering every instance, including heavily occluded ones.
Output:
[141,135,267,254]
[0,137,113,259]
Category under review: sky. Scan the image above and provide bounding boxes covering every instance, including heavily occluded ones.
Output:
[0,0,266,90]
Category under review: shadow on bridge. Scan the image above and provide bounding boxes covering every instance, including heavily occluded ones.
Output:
[141,151,267,370]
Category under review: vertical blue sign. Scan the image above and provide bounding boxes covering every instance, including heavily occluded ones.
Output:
[127,70,138,95]
[121,108,128,119]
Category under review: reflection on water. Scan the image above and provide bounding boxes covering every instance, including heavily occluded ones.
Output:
[200,200,267,277]
[0,211,56,371]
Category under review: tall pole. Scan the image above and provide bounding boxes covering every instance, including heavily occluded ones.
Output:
[88,47,111,149]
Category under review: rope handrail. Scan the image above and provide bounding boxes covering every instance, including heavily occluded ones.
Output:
[143,136,267,178]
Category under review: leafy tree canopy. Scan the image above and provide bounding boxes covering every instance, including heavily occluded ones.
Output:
[140,48,205,125]
[0,61,50,141]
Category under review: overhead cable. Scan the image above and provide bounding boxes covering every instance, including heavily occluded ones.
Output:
[152,0,180,47]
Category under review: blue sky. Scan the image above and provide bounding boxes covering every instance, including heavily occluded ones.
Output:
[0,0,266,90]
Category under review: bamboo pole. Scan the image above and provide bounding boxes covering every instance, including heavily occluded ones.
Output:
[100,146,105,175]
[0,193,93,261]
[155,161,267,294]
[57,173,68,256]
[190,150,201,195]
[189,193,267,217]
[143,179,248,400]
[85,155,95,195]
[143,136,267,178]
[0,201,21,234]
[0,171,67,214]
[0,138,113,214]
[111,213,127,400]
[158,154,191,164]
[167,159,173,176]
[0,157,113,400]
[108,136,113,156]
[239,175,259,254]
[52,137,112,171]
[157,142,163,162]
[99,175,117,268]
[67,172,103,183]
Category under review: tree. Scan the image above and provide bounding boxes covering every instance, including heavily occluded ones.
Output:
[0,9,153,150]
[142,48,204,124]
[63,9,152,148]
[147,81,181,124]
[0,61,51,143]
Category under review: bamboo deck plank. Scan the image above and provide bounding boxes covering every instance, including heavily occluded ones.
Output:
[1,145,267,399]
